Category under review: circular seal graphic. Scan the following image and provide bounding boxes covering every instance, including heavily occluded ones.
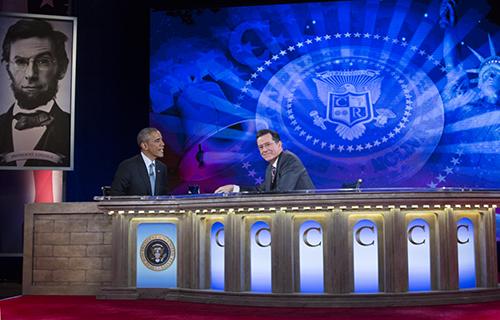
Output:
[244,39,444,187]
[140,234,176,272]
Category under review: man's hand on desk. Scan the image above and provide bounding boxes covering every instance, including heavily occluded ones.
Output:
[214,185,236,193]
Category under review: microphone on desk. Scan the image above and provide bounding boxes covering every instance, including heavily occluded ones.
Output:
[195,143,205,167]
[341,178,363,191]
[355,178,363,190]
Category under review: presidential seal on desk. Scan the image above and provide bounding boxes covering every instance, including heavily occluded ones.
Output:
[140,234,176,271]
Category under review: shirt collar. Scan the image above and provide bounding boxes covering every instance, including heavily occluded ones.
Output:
[140,152,156,168]
[272,157,279,168]
[13,99,54,116]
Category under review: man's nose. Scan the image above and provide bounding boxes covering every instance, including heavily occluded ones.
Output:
[24,60,38,79]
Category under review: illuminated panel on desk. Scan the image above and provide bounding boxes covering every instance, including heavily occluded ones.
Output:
[250,221,272,292]
[407,219,431,291]
[299,220,324,293]
[353,219,379,293]
[457,217,476,288]
[136,223,177,288]
[210,222,225,290]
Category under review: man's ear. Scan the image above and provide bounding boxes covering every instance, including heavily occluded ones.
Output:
[5,63,13,79]
[140,142,148,151]
[56,63,68,80]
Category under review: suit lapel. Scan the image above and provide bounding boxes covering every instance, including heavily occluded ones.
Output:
[136,155,151,195]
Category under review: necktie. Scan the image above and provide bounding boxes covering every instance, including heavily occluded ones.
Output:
[271,166,277,187]
[14,110,54,130]
[149,162,156,196]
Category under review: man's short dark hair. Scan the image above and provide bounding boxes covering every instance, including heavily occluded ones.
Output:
[256,129,280,143]
[2,19,69,78]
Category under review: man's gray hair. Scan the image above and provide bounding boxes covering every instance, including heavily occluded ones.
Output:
[137,127,159,147]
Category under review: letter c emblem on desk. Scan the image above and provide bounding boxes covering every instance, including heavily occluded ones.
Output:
[355,226,375,246]
[215,228,225,247]
[408,225,426,245]
[457,224,470,244]
[303,227,322,247]
[255,227,272,247]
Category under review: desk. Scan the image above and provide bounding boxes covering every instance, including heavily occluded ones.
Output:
[24,190,500,306]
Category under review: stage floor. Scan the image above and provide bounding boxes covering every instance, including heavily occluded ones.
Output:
[1,295,500,320]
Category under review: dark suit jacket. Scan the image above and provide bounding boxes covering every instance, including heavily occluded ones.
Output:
[0,102,70,167]
[242,150,315,192]
[110,154,168,196]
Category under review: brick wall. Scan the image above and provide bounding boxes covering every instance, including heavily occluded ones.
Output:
[30,212,112,289]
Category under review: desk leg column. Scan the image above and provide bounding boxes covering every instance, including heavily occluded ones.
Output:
[224,212,244,292]
[383,208,408,293]
[111,214,132,287]
[478,208,498,287]
[272,210,294,293]
[331,209,352,293]
[437,208,458,290]
[178,211,200,289]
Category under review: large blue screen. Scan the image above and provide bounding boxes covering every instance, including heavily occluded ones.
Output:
[150,0,499,194]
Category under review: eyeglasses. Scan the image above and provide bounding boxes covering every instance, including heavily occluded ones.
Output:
[258,142,276,150]
[9,56,56,72]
